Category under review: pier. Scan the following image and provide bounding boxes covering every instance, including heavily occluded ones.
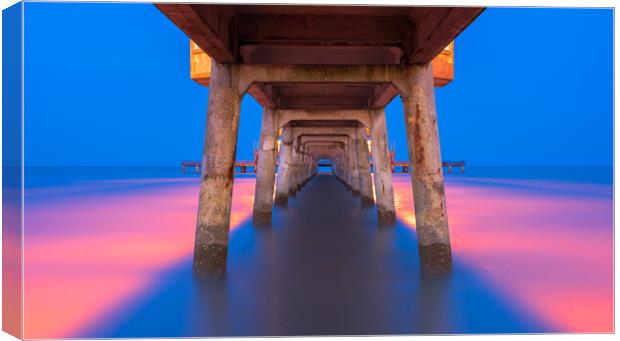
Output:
[157,4,483,275]
[182,160,257,174]
[182,159,466,174]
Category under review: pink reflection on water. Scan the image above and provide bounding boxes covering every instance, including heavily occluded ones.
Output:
[392,174,613,332]
[3,187,23,338]
[23,177,256,339]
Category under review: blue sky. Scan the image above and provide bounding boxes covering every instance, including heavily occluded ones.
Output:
[23,3,613,166]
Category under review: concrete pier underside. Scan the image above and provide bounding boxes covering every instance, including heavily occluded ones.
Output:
[157,4,483,274]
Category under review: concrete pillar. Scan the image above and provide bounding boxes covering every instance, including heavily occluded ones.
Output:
[370,108,396,224]
[252,108,278,225]
[309,155,314,176]
[301,150,308,185]
[289,138,300,194]
[402,63,451,272]
[335,152,345,183]
[303,154,309,181]
[343,147,352,188]
[275,127,293,205]
[298,150,305,187]
[356,127,374,204]
[193,61,241,275]
[341,149,347,184]
[332,157,339,176]
[303,153,311,183]
[334,156,340,177]
[349,138,360,194]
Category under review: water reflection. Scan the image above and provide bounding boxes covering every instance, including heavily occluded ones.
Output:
[393,174,614,332]
[22,170,613,338]
[23,176,256,339]
[77,174,546,337]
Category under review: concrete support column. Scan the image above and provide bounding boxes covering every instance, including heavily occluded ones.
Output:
[194,61,241,275]
[370,108,396,224]
[336,152,345,183]
[304,153,311,182]
[349,138,361,194]
[303,154,309,181]
[356,127,374,204]
[341,149,347,183]
[297,149,304,187]
[336,157,342,179]
[402,63,451,272]
[289,138,300,194]
[275,127,293,205]
[302,151,309,183]
[252,108,278,225]
[333,154,340,177]
[343,147,352,188]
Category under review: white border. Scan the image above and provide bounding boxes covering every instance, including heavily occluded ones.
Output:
[0,1,617,341]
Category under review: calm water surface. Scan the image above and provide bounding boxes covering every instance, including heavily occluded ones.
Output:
[19,167,613,338]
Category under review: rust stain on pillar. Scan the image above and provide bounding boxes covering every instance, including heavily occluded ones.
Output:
[252,108,278,226]
[194,61,241,276]
[402,63,452,272]
[370,109,396,225]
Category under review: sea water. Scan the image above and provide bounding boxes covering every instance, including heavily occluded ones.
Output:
[15,166,613,338]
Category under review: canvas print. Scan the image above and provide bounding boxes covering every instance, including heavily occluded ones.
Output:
[1,1,614,339]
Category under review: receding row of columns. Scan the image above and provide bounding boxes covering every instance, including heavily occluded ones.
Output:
[194,61,451,276]
[271,128,320,208]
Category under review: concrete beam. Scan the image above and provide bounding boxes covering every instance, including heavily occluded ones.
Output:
[292,127,359,140]
[236,14,412,54]
[157,5,483,66]
[156,4,236,63]
[276,109,371,129]
[408,7,483,64]
[238,64,408,95]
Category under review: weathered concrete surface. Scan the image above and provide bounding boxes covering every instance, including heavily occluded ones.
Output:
[194,61,241,276]
[348,138,361,194]
[252,108,278,225]
[356,127,374,204]
[158,4,483,67]
[277,110,371,130]
[289,138,301,195]
[275,127,293,205]
[402,63,451,272]
[370,109,396,225]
